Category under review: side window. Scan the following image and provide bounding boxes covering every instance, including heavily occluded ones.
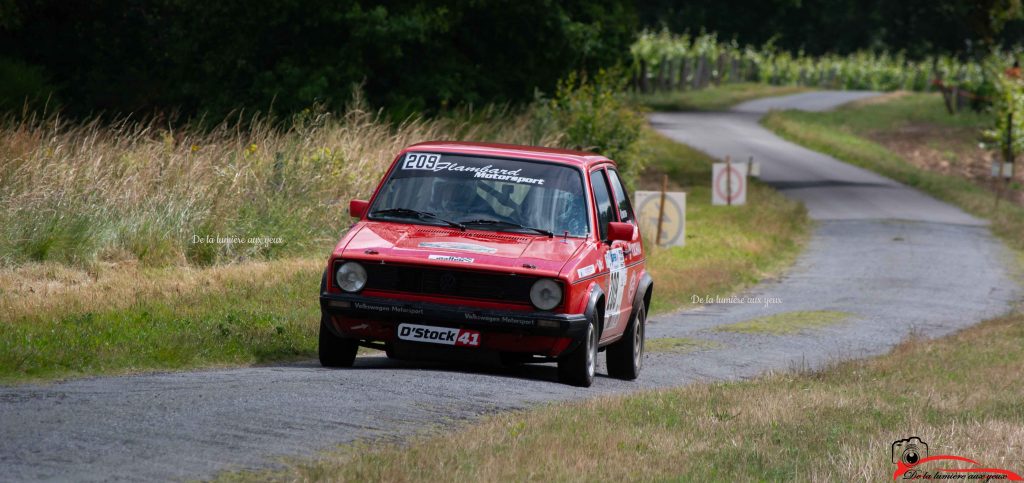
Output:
[606,169,635,224]
[590,170,615,241]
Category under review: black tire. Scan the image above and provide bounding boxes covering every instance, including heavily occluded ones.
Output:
[318,312,358,368]
[558,313,598,387]
[607,302,646,380]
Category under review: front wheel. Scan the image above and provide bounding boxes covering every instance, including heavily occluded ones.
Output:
[319,313,358,367]
[558,313,598,387]
[607,302,645,380]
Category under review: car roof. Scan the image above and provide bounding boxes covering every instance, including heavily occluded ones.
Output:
[403,141,613,169]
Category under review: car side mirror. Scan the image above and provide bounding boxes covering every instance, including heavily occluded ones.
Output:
[349,199,369,218]
[607,222,636,243]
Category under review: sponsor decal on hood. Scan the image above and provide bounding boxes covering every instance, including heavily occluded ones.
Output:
[428,254,474,263]
[418,241,498,254]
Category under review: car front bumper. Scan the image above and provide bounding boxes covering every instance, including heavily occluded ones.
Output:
[319,292,588,357]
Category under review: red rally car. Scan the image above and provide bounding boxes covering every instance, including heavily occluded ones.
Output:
[318,141,652,387]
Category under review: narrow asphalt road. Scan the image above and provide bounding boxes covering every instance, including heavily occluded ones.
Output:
[1,92,1019,481]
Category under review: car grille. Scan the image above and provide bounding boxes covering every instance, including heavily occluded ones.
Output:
[359,263,537,304]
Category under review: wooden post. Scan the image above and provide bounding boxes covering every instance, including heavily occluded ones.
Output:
[998,112,1015,209]
[748,156,754,179]
[656,174,668,246]
[725,155,733,206]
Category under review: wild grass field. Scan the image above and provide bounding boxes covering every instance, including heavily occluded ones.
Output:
[0,101,558,267]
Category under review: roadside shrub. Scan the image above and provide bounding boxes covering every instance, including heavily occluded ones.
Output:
[535,70,647,184]
[981,62,1024,159]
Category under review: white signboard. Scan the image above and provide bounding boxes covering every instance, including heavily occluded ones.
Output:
[712,162,748,205]
[992,160,1015,179]
[634,191,686,247]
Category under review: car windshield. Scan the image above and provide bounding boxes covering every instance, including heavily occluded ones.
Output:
[369,152,589,237]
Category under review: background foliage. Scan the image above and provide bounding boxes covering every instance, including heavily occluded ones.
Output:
[0,0,636,119]
[629,30,1020,100]
[635,0,1024,58]
[2,1,1024,119]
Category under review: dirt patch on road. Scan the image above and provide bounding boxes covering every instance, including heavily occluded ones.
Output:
[868,123,1024,205]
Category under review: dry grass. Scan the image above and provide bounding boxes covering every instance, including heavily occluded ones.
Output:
[226,313,1024,482]
[0,257,322,323]
[0,97,559,267]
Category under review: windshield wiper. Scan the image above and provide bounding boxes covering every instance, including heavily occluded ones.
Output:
[370,208,465,230]
[460,218,553,237]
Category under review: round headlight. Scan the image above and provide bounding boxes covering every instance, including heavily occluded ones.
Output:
[335,261,367,293]
[530,278,562,311]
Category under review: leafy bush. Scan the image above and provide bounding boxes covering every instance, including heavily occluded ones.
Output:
[981,63,1024,160]
[535,71,647,184]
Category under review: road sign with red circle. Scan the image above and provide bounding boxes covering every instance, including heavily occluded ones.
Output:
[712,162,748,205]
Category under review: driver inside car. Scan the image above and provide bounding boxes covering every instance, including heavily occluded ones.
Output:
[555,192,588,236]
[432,179,494,218]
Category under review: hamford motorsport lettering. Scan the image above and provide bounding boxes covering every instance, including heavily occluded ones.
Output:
[319,141,653,387]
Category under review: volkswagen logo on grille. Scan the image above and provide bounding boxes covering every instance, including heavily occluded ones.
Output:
[439,272,458,292]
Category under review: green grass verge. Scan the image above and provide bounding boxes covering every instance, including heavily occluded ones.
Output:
[222,312,1024,481]
[762,92,1024,254]
[0,260,322,384]
[645,337,722,354]
[715,310,851,335]
[631,83,812,112]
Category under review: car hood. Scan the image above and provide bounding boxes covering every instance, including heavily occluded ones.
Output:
[339,222,584,276]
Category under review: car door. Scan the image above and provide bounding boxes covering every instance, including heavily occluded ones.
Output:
[605,168,643,317]
[589,167,631,341]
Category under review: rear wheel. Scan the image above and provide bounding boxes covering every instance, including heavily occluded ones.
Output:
[558,313,598,387]
[318,313,358,367]
[607,302,645,380]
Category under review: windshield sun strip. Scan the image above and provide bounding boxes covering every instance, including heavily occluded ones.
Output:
[366,151,594,238]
